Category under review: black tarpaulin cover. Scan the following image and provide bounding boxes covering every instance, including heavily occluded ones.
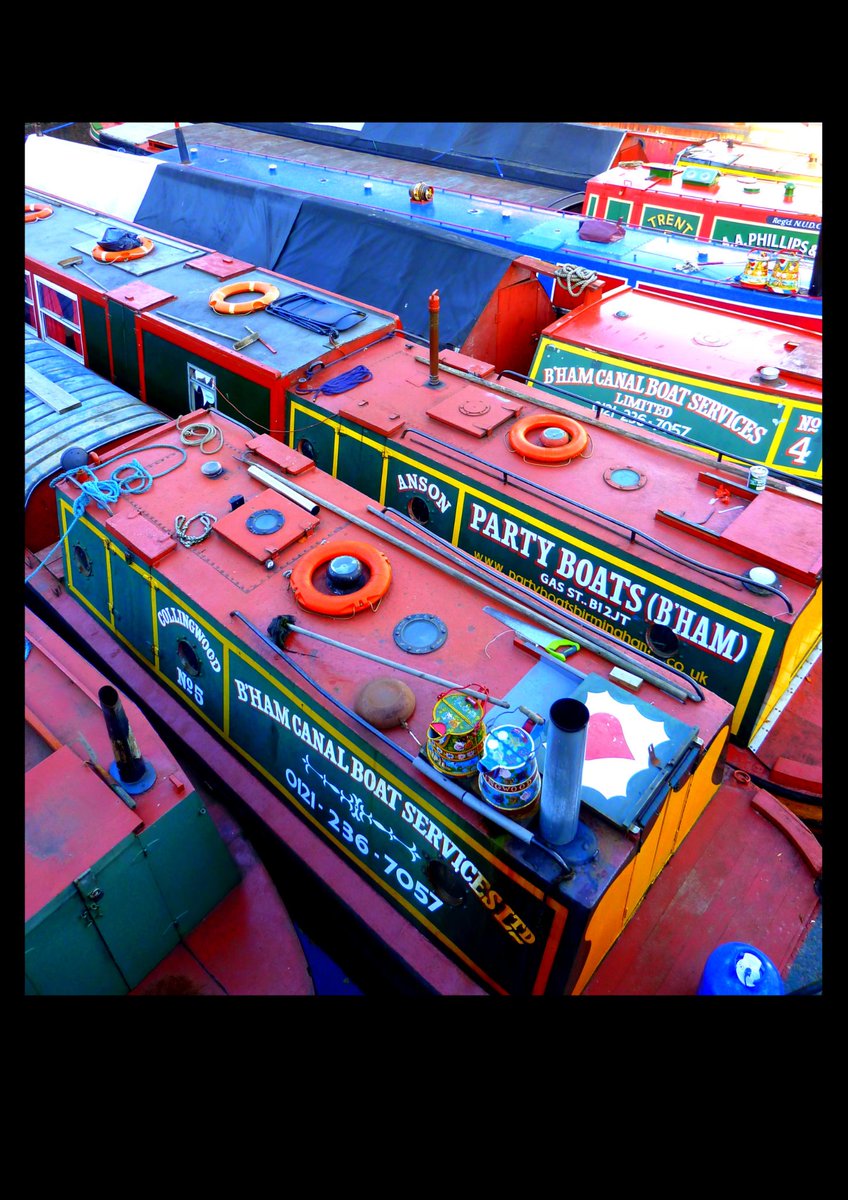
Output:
[134,164,517,347]
[223,121,625,191]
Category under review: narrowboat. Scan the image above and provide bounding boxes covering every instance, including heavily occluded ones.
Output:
[150,125,825,331]
[25,131,823,333]
[582,161,822,261]
[22,192,823,755]
[25,348,821,996]
[24,605,314,996]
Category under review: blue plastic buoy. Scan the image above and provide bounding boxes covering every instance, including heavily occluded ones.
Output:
[697,942,785,995]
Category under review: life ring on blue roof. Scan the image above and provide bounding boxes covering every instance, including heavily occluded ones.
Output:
[25,203,53,222]
[289,540,392,616]
[92,236,154,263]
[209,280,281,315]
[508,413,588,463]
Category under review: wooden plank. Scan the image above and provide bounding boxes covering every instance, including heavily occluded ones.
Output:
[25,364,81,413]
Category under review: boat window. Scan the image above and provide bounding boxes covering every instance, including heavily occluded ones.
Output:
[646,622,680,658]
[25,271,37,331]
[33,275,83,361]
[176,639,203,677]
[407,496,430,525]
[188,364,217,410]
[297,438,318,464]
[72,544,93,577]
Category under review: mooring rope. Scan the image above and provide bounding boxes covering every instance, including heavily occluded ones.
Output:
[554,262,599,296]
[26,446,187,584]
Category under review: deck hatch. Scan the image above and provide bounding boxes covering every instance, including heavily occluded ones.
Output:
[425,390,522,437]
[212,487,318,562]
[105,508,178,566]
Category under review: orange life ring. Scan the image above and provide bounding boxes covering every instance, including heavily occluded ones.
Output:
[508,413,588,463]
[25,203,53,223]
[92,235,154,263]
[209,280,281,315]
[289,540,392,616]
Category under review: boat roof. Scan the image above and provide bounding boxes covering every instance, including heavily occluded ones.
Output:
[25,325,167,506]
[588,163,822,219]
[187,121,629,194]
[24,144,523,352]
[543,286,822,398]
[676,138,822,184]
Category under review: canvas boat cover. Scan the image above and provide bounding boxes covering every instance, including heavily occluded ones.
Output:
[221,122,625,193]
[135,163,519,348]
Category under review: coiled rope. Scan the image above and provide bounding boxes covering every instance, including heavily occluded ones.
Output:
[554,263,599,297]
[174,512,217,547]
[295,364,373,398]
[176,413,224,454]
[26,446,187,583]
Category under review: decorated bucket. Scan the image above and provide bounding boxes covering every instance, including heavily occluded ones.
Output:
[769,250,801,295]
[477,725,541,820]
[739,250,770,289]
[425,690,486,778]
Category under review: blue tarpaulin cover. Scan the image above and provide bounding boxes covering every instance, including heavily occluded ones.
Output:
[135,164,517,347]
[222,121,625,192]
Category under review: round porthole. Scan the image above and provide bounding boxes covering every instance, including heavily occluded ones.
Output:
[246,508,285,536]
[407,496,430,525]
[393,614,448,654]
[297,438,317,463]
[646,623,680,657]
[72,544,93,577]
[604,466,646,491]
[425,859,466,907]
[177,639,202,677]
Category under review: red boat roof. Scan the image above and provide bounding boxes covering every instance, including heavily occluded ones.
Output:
[543,286,822,398]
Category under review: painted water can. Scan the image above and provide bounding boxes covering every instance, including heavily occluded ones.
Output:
[769,250,801,295]
[739,250,771,288]
[697,942,785,995]
[477,724,541,820]
[425,691,486,778]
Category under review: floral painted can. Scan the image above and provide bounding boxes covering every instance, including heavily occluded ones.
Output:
[477,725,541,820]
[425,691,486,778]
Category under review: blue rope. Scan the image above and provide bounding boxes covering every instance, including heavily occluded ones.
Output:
[301,364,373,398]
[26,445,187,584]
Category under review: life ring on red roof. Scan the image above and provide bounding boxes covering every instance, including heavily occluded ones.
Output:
[25,203,53,223]
[209,280,281,315]
[289,540,392,616]
[508,413,588,463]
[92,236,154,263]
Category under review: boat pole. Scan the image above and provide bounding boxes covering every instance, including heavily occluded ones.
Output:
[240,612,542,721]
[259,474,693,702]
